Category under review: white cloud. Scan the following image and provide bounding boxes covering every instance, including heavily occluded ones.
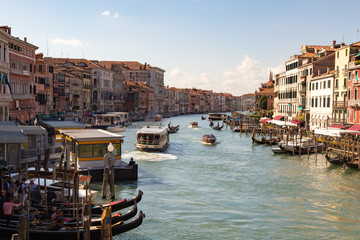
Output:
[51,38,83,47]
[167,55,284,96]
[102,10,110,16]
[113,12,119,18]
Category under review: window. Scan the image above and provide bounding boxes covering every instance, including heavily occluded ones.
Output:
[335,79,338,88]
[349,72,352,80]
[355,88,358,100]
[79,145,93,157]
[354,110,357,122]
[315,98,318,107]
[356,71,358,80]
[316,82,318,90]
[328,80,331,88]
[337,52,339,58]
[323,81,326,89]
[346,49,348,56]
[327,96,330,107]
[93,144,107,157]
[323,97,326,107]
[348,88,351,99]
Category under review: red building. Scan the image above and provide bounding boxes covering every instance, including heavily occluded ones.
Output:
[347,50,360,124]
[255,72,274,111]
[0,26,38,122]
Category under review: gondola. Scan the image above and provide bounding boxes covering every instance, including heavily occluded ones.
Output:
[212,124,223,130]
[34,190,143,216]
[81,189,143,215]
[0,211,145,240]
[168,124,179,133]
[264,138,280,146]
[325,153,343,165]
[3,203,138,228]
[201,115,206,120]
[343,157,359,169]
[279,143,323,155]
[252,136,266,144]
[209,121,214,127]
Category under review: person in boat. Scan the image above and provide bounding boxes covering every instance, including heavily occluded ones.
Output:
[47,188,57,205]
[3,197,22,225]
[0,190,7,217]
[50,208,64,230]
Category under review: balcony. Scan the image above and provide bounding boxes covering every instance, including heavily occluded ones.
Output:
[10,68,30,76]
[12,93,33,100]
[299,89,306,97]
[333,102,346,109]
[349,99,360,108]
[349,60,360,69]
[73,94,80,99]
[0,93,12,101]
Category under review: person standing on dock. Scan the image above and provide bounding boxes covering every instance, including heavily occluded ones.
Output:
[3,197,21,225]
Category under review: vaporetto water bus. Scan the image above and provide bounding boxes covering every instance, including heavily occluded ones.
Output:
[135,126,169,151]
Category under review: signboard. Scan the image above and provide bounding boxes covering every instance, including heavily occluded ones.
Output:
[298,107,302,110]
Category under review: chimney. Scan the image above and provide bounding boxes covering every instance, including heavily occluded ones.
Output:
[327,67,330,73]
[318,69,321,76]
[341,42,345,47]
[332,40,336,48]
[24,37,27,42]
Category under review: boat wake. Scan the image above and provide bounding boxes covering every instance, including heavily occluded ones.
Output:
[123,151,178,162]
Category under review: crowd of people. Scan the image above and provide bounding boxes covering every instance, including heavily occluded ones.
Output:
[0,175,64,230]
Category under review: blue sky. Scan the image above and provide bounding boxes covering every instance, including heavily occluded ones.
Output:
[2,0,360,95]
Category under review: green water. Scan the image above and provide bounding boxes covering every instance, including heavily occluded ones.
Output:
[96,114,360,240]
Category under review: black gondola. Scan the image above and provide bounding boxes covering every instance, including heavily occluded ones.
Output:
[343,157,359,169]
[325,153,343,165]
[0,211,145,240]
[168,124,180,133]
[201,115,206,120]
[252,136,266,144]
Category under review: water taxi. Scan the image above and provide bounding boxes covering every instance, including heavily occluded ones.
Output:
[208,113,227,121]
[135,126,169,151]
[202,134,216,144]
[155,115,163,121]
[190,122,198,128]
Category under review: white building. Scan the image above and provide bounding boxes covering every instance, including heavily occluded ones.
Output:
[310,72,334,129]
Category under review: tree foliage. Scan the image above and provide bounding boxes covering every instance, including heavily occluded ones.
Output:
[259,95,268,110]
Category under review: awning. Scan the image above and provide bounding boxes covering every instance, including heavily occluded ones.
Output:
[355,52,360,57]
[328,124,347,129]
[346,124,360,131]
[50,113,59,117]
[290,120,303,125]
[273,116,284,120]
[261,118,271,123]
[269,120,297,126]
[39,115,51,118]
[314,128,341,137]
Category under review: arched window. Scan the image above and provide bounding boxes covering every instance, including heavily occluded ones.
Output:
[93,91,97,100]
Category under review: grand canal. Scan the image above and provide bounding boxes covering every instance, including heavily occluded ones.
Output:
[94,114,360,239]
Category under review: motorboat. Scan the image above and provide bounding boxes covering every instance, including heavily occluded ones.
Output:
[135,126,169,151]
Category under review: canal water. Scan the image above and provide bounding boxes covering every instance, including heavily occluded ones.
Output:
[94,114,360,239]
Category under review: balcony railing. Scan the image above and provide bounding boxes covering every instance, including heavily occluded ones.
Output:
[333,102,346,108]
[12,93,33,100]
[10,68,30,76]
[0,94,12,101]
[348,99,360,107]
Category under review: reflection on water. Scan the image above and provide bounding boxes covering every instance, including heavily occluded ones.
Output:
[109,115,360,239]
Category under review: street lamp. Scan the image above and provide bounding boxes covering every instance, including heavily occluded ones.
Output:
[107,143,114,153]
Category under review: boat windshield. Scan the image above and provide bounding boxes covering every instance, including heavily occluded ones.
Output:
[137,133,161,145]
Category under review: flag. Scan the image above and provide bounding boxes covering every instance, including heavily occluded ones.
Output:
[4,74,12,94]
